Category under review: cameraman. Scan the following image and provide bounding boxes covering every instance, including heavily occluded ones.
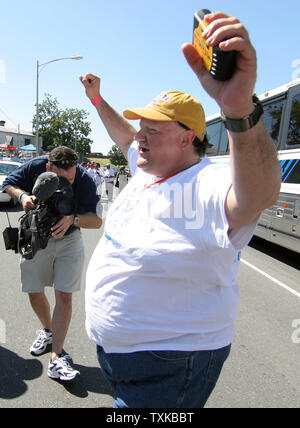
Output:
[2,146,102,381]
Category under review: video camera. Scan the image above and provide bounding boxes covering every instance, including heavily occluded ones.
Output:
[3,172,75,260]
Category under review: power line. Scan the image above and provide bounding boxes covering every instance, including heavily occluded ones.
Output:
[0,105,19,128]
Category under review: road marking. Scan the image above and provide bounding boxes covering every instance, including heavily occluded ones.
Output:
[240,258,300,298]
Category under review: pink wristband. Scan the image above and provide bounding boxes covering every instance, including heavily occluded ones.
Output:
[91,95,103,106]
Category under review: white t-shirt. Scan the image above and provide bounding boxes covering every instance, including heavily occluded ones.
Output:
[103,168,115,183]
[85,142,257,353]
[87,167,96,179]
[94,168,104,186]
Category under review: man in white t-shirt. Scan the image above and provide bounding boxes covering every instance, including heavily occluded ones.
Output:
[93,164,104,197]
[103,163,115,201]
[80,11,281,408]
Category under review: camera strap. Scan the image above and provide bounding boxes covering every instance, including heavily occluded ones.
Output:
[5,211,12,227]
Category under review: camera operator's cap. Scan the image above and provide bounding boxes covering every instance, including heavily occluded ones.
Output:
[123,91,206,141]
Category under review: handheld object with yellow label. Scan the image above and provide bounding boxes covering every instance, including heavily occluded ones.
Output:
[193,9,237,81]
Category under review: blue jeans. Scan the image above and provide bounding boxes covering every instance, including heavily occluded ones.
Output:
[97,344,231,408]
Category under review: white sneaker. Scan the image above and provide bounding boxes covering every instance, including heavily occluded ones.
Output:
[47,353,80,381]
[30,329,52,356]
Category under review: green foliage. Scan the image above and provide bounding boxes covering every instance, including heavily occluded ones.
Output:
[32,93,93,155]
[107,144,127,166]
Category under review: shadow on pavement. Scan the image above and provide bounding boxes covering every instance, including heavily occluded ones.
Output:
[49,363,113,399]
[0,345,113,402]
[249,236,299,270]
[0,345,43,399]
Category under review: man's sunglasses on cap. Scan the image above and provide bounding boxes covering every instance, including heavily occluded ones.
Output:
[51,159,77,169]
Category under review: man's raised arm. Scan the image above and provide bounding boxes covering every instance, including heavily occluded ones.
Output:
[182,12,281,230]
[80,73,137,160]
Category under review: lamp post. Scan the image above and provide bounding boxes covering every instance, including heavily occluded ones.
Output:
[35,56,83,155]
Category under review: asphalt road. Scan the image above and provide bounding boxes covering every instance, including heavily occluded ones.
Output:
[0,202,299,408]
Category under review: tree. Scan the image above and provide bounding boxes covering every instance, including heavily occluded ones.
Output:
[107,144,127,166]
[32,93,93,155]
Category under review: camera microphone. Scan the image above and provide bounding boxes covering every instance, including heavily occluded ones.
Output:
[32,172,59,202]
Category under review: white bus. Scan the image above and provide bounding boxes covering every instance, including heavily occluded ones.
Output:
[206,79,300,253]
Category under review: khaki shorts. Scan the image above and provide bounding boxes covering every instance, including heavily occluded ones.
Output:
[20,229,84,294]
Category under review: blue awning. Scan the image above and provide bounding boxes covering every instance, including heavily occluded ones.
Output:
[20,144,37,151]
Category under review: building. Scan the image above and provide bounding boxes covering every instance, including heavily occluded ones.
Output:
[89,152,104,158]
[0,120,35,149]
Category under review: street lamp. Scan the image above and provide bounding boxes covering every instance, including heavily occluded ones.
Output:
[35,56,83,155]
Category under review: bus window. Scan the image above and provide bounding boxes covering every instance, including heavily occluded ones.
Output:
[219,123,229,155]
[206,120,221,155]
[262,98,284,148]
[286,94,300,147]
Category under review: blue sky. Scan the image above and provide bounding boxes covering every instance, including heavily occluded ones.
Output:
[1,0,300,154]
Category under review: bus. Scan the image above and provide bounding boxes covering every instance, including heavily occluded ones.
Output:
[206,79,300,253]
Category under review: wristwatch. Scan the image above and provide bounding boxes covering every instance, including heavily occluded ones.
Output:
[221,95,264,132]
[73,215,80,226]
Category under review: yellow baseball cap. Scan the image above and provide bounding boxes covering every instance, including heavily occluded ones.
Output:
[123,91,206,141]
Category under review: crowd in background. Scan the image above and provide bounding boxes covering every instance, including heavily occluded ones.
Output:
[81,161,131,201]
[0,152,131,202]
